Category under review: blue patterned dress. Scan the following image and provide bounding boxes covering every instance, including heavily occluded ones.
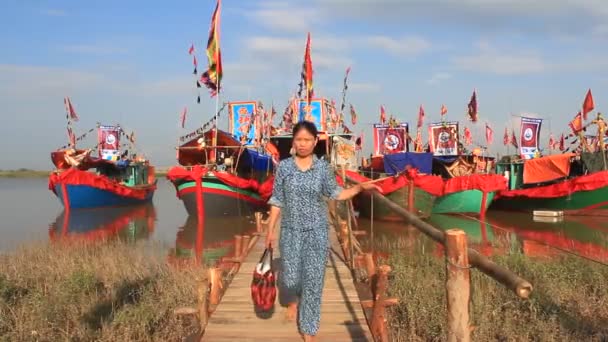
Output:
[267,155,343,335]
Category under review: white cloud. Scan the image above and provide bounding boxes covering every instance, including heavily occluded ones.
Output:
[365,35,431,57]
[41,9,67,17]
[61,44,130,55]
[248,3,320,32]
[426,72,452,85]
[452,41,546,75]
[349,82,381,93]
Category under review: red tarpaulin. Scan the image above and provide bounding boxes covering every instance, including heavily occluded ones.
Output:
[523,153,575,184]
[497,170,608,199]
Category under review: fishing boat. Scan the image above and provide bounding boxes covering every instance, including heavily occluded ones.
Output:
[49,124,156,209]
[48,203,156,242]
[166,100,275,219]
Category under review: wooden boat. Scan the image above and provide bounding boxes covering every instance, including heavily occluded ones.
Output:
[167,129,274,218]
[49,124,156,209]
[48,203,156,242]
[492,152,608,215]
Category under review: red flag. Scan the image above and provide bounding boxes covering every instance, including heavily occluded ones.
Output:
[380,105,386,124]
[510,128,518,148]
[188,44,195,55]
[503,127,509,145]
[464,127,472,145]
[180,107,187,128]
[440,104,448,116]
[548,134,555,150]
[417,105,425,128]
[582,89,594,120]
[355,130,363,151]
[467,90,478,122]
[559,133,565,151]
[485,123,493,145]
[350,104,357,125]
[64,97,79,121]
[568,112,583,134]
[303,32,314,104]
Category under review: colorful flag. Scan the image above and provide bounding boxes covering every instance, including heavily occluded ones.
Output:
[503,127,509,145]
[582,89,595,120]
[188,44,194,55]
[380,105,386,124]
[350,104,357,125]
[417,105,425,128]
[355,130,363,151]
[485,123,493,145]
[568,111,583,134]
[548,134,555,150]
[340,66,350,112]
[440,104,448,117]
[200,0,222,97]
[510,128,518,148]
[559,133,565,151]
[180,107,187,128]
[64,97,79,121]
[301,32,314,104]
[467,90,478,122]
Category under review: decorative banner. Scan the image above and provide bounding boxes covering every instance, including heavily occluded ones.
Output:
[520,117,542,159]
[98,125,121,161]
[228,101,258,145]
[297,99,327,132]
[373,123,409,155]
[429,121,459,156]
[333,136,357,169]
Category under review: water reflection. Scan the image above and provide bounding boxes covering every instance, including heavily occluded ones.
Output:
[48,203,156,243]
[167,215,258,267]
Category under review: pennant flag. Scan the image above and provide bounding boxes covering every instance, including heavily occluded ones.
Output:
[64,97,79,121]
[380,105,386,124]
[568,111,583,134]
[559,133,565,151]
[485,123,493,145]
[188,44,195,55]
[440,104,448,117]
[503,127,509,145]
[350,104,357,125]
[197,95,201,104]
[200,0,223,97]
[302,32,314,105]
[180,107,188,128]
[128,131,136,143]
[510,128,518,148]
[340,66,350,112]
[549,134,555,150]
[417,105,425,128]
[464,127,472,145]
[582,89,595,120]
[467,90,478,122]
[193,55,198,75]
[355,130,363,151]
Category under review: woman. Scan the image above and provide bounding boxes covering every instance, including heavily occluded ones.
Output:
[265,121,380,341]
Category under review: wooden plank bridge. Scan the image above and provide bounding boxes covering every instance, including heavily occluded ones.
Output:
[202,225,373,341]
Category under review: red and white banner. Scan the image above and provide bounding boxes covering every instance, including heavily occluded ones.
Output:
[98,125,121,160]
[429,122,459,156]
[519,117,542,159]
[373,123,409,155]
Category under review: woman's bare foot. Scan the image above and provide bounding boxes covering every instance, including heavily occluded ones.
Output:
[285,302,298,321]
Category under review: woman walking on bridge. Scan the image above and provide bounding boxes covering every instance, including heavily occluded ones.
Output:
[265,121,379,341]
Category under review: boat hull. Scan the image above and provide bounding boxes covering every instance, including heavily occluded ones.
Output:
[355,185,436,221]
[492,185,608,214]
[175,177,267,218]
[432,190,495,215]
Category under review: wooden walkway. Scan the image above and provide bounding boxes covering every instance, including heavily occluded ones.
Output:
[202,228,372,341]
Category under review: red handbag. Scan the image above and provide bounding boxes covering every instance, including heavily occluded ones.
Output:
[250,245,276,311]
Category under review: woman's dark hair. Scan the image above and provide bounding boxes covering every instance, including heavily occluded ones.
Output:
[292,121,318,138]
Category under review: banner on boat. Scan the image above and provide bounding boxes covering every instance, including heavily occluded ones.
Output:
[297,99,327,132]
[228,101,258,145]
[98,125,121,161]
[333,136,358,169]
[520,117,542,159]
[429,122,459,156]
[373,123,409,155]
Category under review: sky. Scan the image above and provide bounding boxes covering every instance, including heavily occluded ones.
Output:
[1,0,608,169]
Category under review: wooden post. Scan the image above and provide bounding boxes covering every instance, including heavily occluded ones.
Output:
[364,253,377,280]
[445,229,471,342]
[370,265,391,342]
[407,179,415,213]
[234,235,242,259]
[208,267,222,308]
[341,166,355,269]
[197,277,209,331]
[241,235,251,256]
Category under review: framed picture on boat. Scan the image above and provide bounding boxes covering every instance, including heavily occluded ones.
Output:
[519,117,542,159]
[228,101,259,146]
[429,121,459,156]
[373,123,409,155]
[98,125,122,161]
[296,99,327,132]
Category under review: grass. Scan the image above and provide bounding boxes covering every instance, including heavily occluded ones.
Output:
[0,169,49,178]
[0,241,206,341]
[380,236,608,341]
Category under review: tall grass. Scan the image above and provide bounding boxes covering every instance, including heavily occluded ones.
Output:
[0,241,205,341]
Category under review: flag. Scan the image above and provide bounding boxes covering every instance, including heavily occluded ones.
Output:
[302,32,314,104]
[355,130,363,151]
[464,127,472,145]
[510,128,518,148]
[192,55,198,75]
[568,111,583,134]
[180,107,187,128]
[200,0,222,97]
[64,97,79,121]
[582,89,594,120]
[440,104,447,117]
[503,127,509,145]
[414,129,423,152]
[485,123,493,145]
[128,131,136,143]
[340,66,351,112]
[559,133,565,151]
[467,90,478,122]
[350,104,357,125]
[549,134,555,150]
[380,105,386,124]
[188,44,194,55]
[417,105,425,128]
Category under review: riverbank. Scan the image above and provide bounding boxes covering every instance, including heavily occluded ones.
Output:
[384,236,608,341]
[0,241,204,341]
[0,169,169,178]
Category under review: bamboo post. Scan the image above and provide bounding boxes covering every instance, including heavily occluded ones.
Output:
[197,277,209,331]
[445,229,471,342]
[241,235,251,257]
[234,235,242,259]
[370,265,391,342]
[364,253,377,280]
[208,267,222,308]
[341,166,355,269]
[408,179,415,213]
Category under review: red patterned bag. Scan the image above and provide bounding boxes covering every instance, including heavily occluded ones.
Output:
[250,246,276,311]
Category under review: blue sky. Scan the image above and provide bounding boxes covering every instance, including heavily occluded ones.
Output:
[1,0,608,169]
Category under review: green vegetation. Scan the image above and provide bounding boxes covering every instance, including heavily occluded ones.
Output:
[0,169,49,178]
[0,241,205,341]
